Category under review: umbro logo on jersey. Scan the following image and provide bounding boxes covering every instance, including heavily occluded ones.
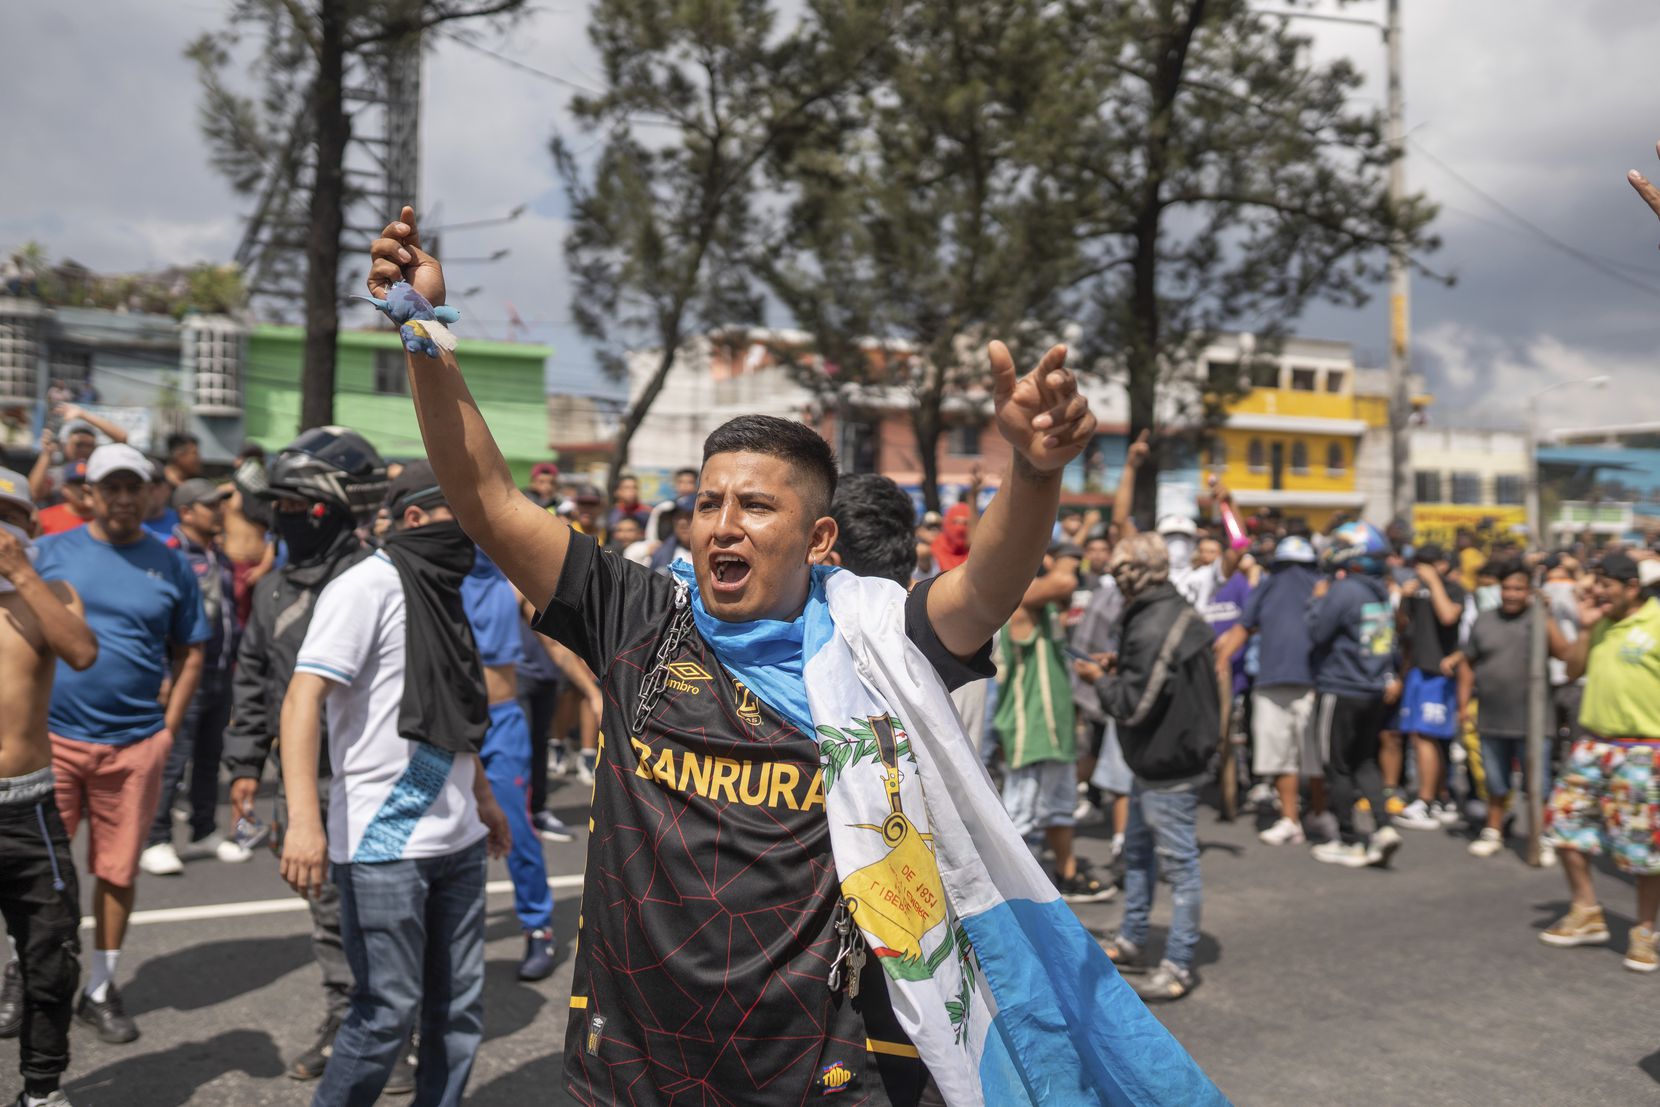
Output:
[665,660,713,694]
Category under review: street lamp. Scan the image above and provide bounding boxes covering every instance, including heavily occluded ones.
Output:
[1526,374,1610,544]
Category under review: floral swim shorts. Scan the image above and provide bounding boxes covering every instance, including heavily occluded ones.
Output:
[1544,739,1660,875]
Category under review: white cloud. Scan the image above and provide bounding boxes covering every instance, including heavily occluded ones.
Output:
[1415,322,1653,433]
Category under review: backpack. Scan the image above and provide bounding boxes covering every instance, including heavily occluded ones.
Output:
[1119,607,1222,783]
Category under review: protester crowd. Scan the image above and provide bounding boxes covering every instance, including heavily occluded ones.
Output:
[2,243,1659,1107]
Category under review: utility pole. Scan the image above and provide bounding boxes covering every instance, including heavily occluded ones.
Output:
[1386,0,1413,528]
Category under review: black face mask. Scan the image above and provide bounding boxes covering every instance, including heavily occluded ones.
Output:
[380,518,476,578]
[274,502,357,566]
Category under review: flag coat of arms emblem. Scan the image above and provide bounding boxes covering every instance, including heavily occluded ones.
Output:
[807,572,1227,1106]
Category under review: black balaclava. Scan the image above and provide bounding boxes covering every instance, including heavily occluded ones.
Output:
[275,501,358,566]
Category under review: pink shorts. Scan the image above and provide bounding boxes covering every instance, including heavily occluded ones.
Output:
[52,730,173,887]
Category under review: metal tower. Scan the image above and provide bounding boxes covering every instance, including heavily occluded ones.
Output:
[234,29,423,318]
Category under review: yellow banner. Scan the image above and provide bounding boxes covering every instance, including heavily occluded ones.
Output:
[1413,504,1527,548]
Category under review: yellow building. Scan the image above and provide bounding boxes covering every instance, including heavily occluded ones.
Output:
[1199,336,1370,531]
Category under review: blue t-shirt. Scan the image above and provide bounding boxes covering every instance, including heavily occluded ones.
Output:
[1241,563,1319,689]
[35,526,210,744]
[461,550,526,669]
[142,507,181,541]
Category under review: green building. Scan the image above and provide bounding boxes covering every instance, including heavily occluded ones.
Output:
[245,325,553,481]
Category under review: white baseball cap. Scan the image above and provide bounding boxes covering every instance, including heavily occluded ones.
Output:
[1156,514,1197,537]
[87,443,155,484]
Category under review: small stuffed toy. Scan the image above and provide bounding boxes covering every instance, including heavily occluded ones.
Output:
[356,281,460,358]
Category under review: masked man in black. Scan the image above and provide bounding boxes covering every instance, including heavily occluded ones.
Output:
[221,427,414,1088]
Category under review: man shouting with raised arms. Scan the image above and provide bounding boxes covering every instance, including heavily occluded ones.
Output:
[368,209,1222,1107]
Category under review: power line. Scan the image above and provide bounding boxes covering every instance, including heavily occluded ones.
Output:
[1408,137,1660,303]
[438,30,598,96]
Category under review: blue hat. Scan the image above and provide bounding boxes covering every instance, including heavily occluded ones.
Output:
[1273,536,1316,564]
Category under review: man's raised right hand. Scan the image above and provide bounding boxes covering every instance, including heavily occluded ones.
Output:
[369,204,446,307]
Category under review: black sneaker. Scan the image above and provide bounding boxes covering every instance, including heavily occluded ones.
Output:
[287,1013,342,1080]
[0,961,21,1038]
[75,985,138,1044]
[519,928,557,981]
[1056,866,1116,904]
[384,1042,416,1096]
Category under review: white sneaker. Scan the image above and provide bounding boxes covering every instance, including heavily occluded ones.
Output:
[1366,826,1403,868]
[1395,799,1441,831]
[1245,782,1276,812]
[1312,841,1370,868]
[1258,817,1306,846]
[140,842,184,876]
[1468,828,1504,858]
[1540,840,1558,868]
[576,758,595,786]
[179,831,252,864]
[1432,800,1462,828]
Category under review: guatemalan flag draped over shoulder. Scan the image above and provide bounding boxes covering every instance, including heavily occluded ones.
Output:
[671,562,1226,1105]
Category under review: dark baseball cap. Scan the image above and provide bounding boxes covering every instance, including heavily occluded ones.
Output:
[62,459,88,485]
[171,478,229,510]
[1600,552,1641,583]
[572,484,603,504]
[386,459,447,515]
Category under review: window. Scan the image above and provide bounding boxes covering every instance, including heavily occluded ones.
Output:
[374,349,409,396]
[1247,438,1266,472]
[1495,474,1525,505]
[51,348,92,389]
[184,317,244,413]
[1450,471,1482,505]
[1248,361,1279,389]
[1205,438,1227,470]
[1415,470,1442,503]
[1326,442,1346,475]
[1290,368,1317,392]
[1325,370,1346,393]
[1205,359,1238,392]
[1291,440,1309,475]
[948,423,982,457]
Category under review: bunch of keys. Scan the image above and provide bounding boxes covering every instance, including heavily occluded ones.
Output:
[826,900,868,999]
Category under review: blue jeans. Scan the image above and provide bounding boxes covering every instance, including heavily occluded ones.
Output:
[481,700,554,932]
[1119,781,1203,971]
[147,669,233,846]
[316,840,487,1107]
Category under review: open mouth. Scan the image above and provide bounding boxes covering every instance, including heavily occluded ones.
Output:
[710,552,753,592]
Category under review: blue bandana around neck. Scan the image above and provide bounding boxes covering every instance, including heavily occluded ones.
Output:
[668,561,840,737]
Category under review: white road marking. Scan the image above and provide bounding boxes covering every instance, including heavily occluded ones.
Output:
[78,874,587,931]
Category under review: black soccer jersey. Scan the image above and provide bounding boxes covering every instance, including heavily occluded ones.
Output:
[535,534,990,1106]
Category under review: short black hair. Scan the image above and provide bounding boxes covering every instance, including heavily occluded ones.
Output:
[675,467,699,480]
[702,415,837,519]
[166,432,200,456]
[1492,559,1529,583]
[830,474,917,586]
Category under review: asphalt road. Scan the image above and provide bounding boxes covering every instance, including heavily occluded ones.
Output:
[5,775,1659,1106]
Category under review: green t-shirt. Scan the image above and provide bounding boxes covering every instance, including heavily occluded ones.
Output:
[994,605,1077,769]
[1580,598,1660,740]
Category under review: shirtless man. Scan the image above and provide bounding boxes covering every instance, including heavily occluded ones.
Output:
[0,467,98,1107]
[219,451,275,626]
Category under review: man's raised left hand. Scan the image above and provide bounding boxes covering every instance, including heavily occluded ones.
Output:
[990,342,1096,474]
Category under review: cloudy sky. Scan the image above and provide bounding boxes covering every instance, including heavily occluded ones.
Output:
[5,0,1658,435]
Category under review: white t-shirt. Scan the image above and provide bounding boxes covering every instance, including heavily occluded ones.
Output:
[1170,559,1223,609]
[294,551,485,864]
